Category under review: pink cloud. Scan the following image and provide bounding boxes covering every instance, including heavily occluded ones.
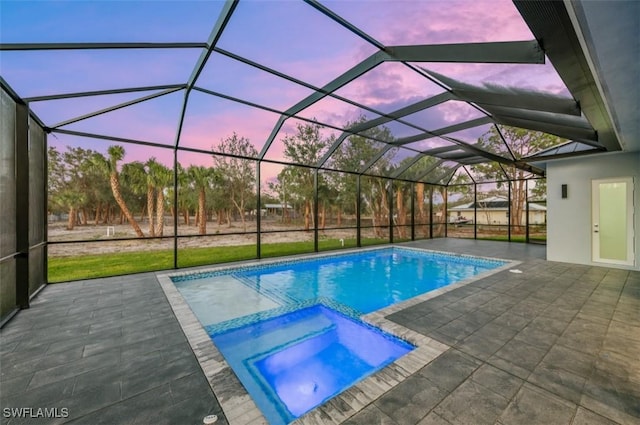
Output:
[334,62,444,113]
[402,137,457,152]
[195,51,317,111]
[179,99,282,156]
[9,0,574,189]
[324,0,531,46]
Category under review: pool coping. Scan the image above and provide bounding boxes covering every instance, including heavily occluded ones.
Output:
[156,246,519,425]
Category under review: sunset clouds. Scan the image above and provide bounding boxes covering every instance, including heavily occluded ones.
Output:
[1,0,571,177]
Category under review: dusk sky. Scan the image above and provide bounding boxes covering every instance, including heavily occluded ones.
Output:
[1,0,571,180]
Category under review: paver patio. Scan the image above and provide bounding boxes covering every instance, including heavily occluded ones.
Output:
[1,239,638,425]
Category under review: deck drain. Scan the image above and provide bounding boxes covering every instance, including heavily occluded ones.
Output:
[203,414,218,424]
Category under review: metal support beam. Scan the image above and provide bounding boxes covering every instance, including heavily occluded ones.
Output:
[391,155,424,179]
[433,164,461,186]
[422,145,463,156]
[441,136,546,176]
[175,0,238,149]
[51,87,184,129]
[492,115,599,145]
[214,47,402,125]
[444,165,461,186]
[388,181,394,244]
[459,156,489,165]
[473,183,477,239]
[25,84,186,103]
[459,89,581,116]
[358,144,394,175]
[303,0,384,49]
[386,40,544,64]
[260,51,389,159]
[464,166,476,183]
[444,187,448,237]
[316,133,349,168]
[348,92,455,134]
[43,131,49,284]
[438,151,477,161]
[498,163,511,181]
[256,164,261,259]
[522,147,602,162]
[0,42,207,51]
[259,116,288,159]
[314,170,319,252]
[525,179,530,243]
[288,54,388,111]
[49,129,174,151]
[415,159,447,182]
[421,69,582,116]
[393,116,494,146]
[484,104,594,132]
[411,182,415,241]
[316,92,454,169]
[493,124,518,161]
[429,116,494,138]
[187,1,238,90]
[173,149,179,269]
[15,103,29,309]
[429,186,433,239]
[356,175,362,247]
[514,0,622,151]
[508,182,512,241]
[391,146,461,180]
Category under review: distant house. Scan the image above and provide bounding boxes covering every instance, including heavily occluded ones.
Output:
[448,196,546,225]
[264,203,293,217]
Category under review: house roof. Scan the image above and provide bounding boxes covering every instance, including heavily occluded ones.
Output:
[449,196,546,211]
[265,203,292,209]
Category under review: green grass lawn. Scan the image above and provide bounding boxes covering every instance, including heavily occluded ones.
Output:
[48,237,391,283]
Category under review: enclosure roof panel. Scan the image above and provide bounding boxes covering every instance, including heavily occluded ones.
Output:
[0,0,626,183]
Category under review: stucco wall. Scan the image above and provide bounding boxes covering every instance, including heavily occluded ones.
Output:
[546,151,640,269]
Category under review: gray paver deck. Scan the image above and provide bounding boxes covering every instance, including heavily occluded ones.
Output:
[1,239,638,425]
[0,273,225,425]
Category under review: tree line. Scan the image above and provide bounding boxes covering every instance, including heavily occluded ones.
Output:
[48,119,557,238]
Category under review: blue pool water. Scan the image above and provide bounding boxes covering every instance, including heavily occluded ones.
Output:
[239,248,502,314]
[172,247,506,423]
[173,247,506,328]
[211,304,414,425]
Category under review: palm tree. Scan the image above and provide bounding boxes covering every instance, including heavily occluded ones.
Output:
[188,166,212,235]
[93,146,145,237]
[148,161,172,236]
[60,190,85,230]
[144,158,164,237]
[171,163,192,226]
[122,161,152,233]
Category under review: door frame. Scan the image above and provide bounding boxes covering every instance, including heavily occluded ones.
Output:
[591,177,635,266]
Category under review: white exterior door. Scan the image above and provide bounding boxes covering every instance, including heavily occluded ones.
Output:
[592,177,635,266]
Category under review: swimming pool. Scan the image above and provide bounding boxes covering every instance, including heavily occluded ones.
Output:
[168,247,508,424]
[172,247,506,329]
[212,304,414,425]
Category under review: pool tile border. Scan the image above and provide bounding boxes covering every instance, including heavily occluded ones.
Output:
[157,247,519,425]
